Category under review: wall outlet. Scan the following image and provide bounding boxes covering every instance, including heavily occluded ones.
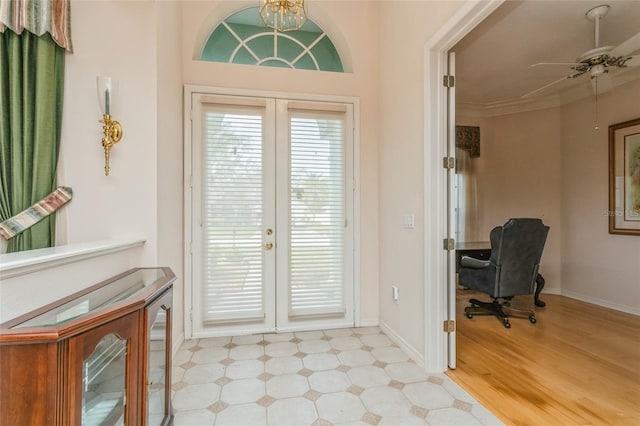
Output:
[392,286,399,303]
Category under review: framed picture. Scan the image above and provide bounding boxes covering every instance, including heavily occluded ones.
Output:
[609,118,640,235]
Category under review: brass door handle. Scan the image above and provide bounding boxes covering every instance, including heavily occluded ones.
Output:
[263,242,274,250]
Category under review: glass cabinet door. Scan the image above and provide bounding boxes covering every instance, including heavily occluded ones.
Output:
[145,289,173,425]
[82,334,127,425]
[69,312,140,425]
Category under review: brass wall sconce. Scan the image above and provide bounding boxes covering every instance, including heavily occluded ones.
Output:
[97,76,123,176]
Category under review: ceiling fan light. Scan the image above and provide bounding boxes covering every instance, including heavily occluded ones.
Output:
[591,64,606,77]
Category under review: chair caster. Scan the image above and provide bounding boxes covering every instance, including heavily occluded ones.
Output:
[465,312,473,319]
[503,319,511,329]
[529,316,537,324]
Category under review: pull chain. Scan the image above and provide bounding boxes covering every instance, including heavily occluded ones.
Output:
[594,77,599,130]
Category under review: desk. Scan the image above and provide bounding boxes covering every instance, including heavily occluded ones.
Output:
[455,241,491,272]
[455,241,546,307]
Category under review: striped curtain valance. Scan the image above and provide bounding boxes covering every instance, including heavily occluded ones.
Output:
[0,0,72,52]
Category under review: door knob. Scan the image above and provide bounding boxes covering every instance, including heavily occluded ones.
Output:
[263,242,273,250]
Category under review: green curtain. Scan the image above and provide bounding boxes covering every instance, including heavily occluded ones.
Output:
[0,30,65,252]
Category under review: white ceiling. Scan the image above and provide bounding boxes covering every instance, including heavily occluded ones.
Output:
[453,0,640,107]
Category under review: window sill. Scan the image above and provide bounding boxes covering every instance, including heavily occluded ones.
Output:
[0,239,146,280]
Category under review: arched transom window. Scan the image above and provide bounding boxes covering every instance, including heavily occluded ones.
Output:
[201,7,344,72]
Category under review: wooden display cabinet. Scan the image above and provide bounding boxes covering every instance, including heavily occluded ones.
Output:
[0,267,175,426]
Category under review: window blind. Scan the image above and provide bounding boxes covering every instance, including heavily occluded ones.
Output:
[288,111,346,317]
[202,105,265,322]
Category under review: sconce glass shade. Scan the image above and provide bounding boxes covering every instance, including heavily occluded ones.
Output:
[259,0,307,32]
[97,76,117,115]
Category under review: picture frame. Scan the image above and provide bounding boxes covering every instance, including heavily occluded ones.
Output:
[609,118,640,235]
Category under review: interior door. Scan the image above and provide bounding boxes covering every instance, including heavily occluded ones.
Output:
[189,93,354,337]
[446,51,457,369]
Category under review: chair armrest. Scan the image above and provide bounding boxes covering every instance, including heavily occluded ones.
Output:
[460,256,491,269]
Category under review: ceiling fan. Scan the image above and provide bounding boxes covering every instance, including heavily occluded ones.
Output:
[523,4,640,99]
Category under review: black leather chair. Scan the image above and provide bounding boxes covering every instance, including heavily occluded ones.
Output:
[459,218,549,328]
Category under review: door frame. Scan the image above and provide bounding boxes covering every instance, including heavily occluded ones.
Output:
[422,0,504,373]
[183,85,361,339]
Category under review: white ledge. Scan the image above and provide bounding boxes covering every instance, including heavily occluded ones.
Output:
[0,239,146,279]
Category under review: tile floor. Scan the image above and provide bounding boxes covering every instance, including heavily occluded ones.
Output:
[171,327,502,426]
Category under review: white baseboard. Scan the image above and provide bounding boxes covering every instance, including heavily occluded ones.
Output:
[379,320,425,368]
[540,287,561,295]
[560,290,640,316]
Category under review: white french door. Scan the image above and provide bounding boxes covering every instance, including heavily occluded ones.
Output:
[188,91,355,337]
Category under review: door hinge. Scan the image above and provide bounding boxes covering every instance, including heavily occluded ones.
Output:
[443,320,456,333]
[443,75,455,88]
[443,238,455,251]
[443,157,455,170]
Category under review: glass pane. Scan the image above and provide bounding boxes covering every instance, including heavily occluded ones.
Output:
[147,309,167,425]
[202,106,265,322]
[82,334,127,426]
[310,37,344,72]
[289,113,346,316]
[227,21,268,40]
[287,27,323,45]
[201,25,238,63]
[277,36,304,64]
[231,46,258,65]
[246,35,276,62]
[260,59,292,69]
[14,269,166,328]
[293,53,317,71]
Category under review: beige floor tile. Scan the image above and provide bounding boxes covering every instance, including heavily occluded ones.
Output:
[360,387,413,418]
[347,365,391,388]
[303,353,340,371]
[214,403,267,426]
[219,378,265,405]
[308,370,351,393]
[267,397,318,426]
[265,355,303,375]
[316,392,366,424]
[172,327,502,426]
[266,373,310,398]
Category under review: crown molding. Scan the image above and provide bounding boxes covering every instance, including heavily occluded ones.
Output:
[457,72,640,118]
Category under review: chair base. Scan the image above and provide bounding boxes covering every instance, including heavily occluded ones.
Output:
[464,298,536,329]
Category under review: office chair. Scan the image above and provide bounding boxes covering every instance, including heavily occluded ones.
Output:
[458,218,549,328]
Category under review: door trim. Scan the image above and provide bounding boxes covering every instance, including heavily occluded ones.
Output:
[183,85,361,338]
[422,0,505,373]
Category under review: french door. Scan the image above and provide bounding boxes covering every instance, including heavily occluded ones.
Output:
[188,92,355,337]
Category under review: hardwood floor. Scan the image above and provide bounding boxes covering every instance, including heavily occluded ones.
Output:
[446,289,640,426]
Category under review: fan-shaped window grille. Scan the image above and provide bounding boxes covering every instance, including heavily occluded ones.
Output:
[201,7,344,72]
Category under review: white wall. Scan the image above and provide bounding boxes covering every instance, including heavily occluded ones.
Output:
[156,1,186,346]
[60,0,158,265]
[181,0,381,324]
[560,78,640,314]
[457,78,640,313]
[4,0,186,347]
[377,1,465,359]
[457,109,563,293]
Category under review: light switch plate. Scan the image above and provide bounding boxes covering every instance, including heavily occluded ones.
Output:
[403,213,415,229]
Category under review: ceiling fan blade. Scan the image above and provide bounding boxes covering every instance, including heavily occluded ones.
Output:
[610,32,640,57]
[625,55,640,67]
[521,72,585,98]
[530,62,583,68]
